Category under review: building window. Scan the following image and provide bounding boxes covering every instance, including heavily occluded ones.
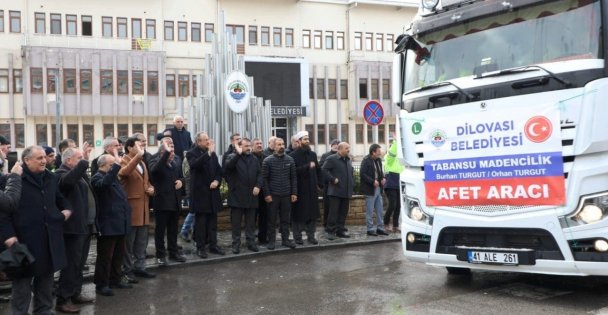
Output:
[340,79,347,100]
[205,23,213,42]
[376,33,383,51]
[191,22,201,42]
[316,78,325,99]
[329,124,338,142]
[261,26,269,46]
[102,16,112,37]
[248,25,257,45]
[341,124,349,142]
[365,33,373,51]
[132,124,143,135]
[147,124,157,145]
[13,69,22,93]
[389,124,396,138]
[192,75,197,96]
[386,34,394,51]
[66,15,77,35]
[81,15,92,36]
[383,79,390,100]
[67,124,79,144]
[148,71,158,95]
[101,70,113,94]
[132,18,142,38]
[83,124,94,143]
[14,124,24,148]
[325,31,333,49]
[356,124,364,144]
[354,32,362,50]
[305,124,315,144]
[328,79,336,99]
[0,10,4,32]
[166,74,175,96]
[80,69,92,94]
[285,28,294,47]
[178,22,187,41]
[317,124,326,145]
[117,17,127,38]
[178,75,189,96]
[132,71,144,95]
[337,31,345,50]
[273,27,281,46]
[9,11,20,33]
[359,78,368,99]
[0,70,8,93]
[35,12,45,34]
[117,70,128,94]
[64,69,76,94]
[164,21,174,40]
[302,30,311,48]
[117,124,129,140]
[146,19,155,39]
[36,124,48,146]
[371,79,379,99]
[47,69,58,93]
[31,68,43,93]
[379,124,386,142]
[314,30,322,49]
[50,13,61,35]
[309,78,314,99]
[103,124,114,137]
[225,25,244,45]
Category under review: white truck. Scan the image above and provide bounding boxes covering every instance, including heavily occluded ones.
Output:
[394,0,608,275]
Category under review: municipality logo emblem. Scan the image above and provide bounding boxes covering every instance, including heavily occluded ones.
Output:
[228,81,247,102]
[430,129,447,148]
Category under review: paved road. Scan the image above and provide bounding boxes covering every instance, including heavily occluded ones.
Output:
[3,242,608,314]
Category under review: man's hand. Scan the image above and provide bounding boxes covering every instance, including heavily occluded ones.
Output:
[4,237,17,247]
[175,180,183,190]
[309,161,315,168]
[10,161,22,176]
[333,178,339,185]
[209,180,219,189]
[264,195,273,203]
[253,187,260,196]
[381,178,386,186]
[235,142,242,155]
[374,180,379,188]
[61,210,72,221]
[146,186,155,196]
[135,142,145,157]
[208,140,215,154]
[82,142,93,160]
[291,195,298,203]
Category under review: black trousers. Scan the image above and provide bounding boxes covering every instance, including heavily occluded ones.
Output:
[293,220,316,240]
[384,189,401,228]
[327,196,349,234]
[194,212,218,250]
[231,207,256,246]
[267,195,292,242]
[57,234,88,304]
[322,187,330,227]
[12,272,54,315]
[94,235,126,288]
[155,210,179,258]
[256,194,268,242]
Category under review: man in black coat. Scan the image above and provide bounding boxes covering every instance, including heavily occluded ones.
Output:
[290,131,321,245]
[0,146,73,314]
[187,132,225,258]
[360,144,389,237]
[322,142,354,240]
[224,138,263,254]
[252,138,268,244]
[319,139,339,227]
[91,137,121,176]
[221,133,241,167]
[149,137,187,265]
[55,148,95,312]
[170,115,193,161]
[91,153,132,297]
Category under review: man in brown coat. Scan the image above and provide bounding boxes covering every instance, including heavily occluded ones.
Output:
[119,136,155,281]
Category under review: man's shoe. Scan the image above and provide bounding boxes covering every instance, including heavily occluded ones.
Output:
[95,286,114,296]
[267,242,275,250]
[337,232,351,238]
[169,254,187,263]
[72,295,95,304]
[247,244,259,252]
[196,250,208,259]
[209,246,225,256]
[109,279,133,289]
[156,257,169,267]
[282,240,297,249]
[377,229,389,236]
[294,239,304,245]
[307,237,319,245]
[367,231,378,236]
[55,302,80,314]
[179,233,191,242]
[232,245,240,254]
[124,274,139,283]
[326,232,336,241]
[133,269,156,278]
[385,225,393,232]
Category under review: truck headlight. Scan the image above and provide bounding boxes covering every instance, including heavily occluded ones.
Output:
[406,197,431,224]
[421,0,439,9]
[578,205,603,224]
[567,192,608,225]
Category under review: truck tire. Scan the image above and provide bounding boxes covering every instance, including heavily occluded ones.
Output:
[446,267,471,275]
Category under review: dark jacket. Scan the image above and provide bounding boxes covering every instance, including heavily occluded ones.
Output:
[322,154,354,199]
[0,173,22,249]
[224,152,263,209]
[290,147,321,221]
[187,146,223,214]
[221,144,236,168]
[385,172,400,190]
[319,149,337,186]
[149,151,183,212]
[91,164,132,236]
[56,160,92,235]
[263,147,273,157]
[0,168,70,277]
[262,153,297,198]
[170,127,193,160]
[359,155,384,196]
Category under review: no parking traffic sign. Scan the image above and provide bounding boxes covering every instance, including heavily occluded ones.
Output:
[363,100,384,126]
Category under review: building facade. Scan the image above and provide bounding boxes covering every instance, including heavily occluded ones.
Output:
[0,0,417,157]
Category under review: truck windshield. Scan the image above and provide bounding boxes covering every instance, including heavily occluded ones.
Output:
[405,0,602,91]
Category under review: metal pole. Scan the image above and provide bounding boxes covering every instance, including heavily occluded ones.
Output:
[55,72,61,152]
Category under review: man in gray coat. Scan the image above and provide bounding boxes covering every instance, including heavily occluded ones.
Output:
[321,142,354,240]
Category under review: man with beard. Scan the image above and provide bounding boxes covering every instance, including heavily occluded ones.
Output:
[222,133,241,167]
[263,136,277,157]
[319,139,339,228]
[321,142,354,240]
[262,138,297,250]
[289,131,321,245]
[251,138,268,244]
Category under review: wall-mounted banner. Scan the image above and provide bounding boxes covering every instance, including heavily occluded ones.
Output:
[224,71,250,113]
[423,104,565,206]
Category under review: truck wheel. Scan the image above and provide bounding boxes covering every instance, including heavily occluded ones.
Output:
[446,267,471,275]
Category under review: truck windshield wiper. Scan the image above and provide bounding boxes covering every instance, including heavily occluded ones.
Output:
[405,81,475,100]
[475,65,572,87]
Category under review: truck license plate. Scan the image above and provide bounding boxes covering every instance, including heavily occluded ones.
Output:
[467,251,519,265]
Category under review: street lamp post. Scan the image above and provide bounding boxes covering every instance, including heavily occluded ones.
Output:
[55,72,61,153]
